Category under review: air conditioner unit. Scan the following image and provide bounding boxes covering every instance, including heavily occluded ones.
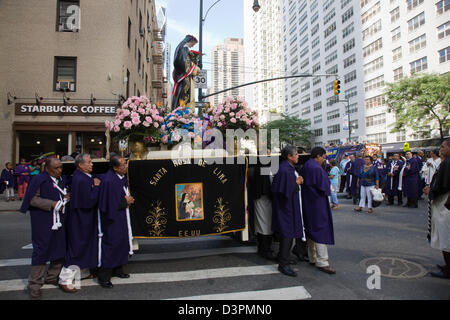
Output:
[147,26,151,33]
[57,81,75,91]
[146,56,150,62]
[139,28,145,37]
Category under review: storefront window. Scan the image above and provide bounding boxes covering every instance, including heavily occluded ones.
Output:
[19,132,68,162]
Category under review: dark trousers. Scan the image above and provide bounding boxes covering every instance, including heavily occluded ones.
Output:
[277,237,293,267]
[388,193,403,204]
[443,251,450,275]
[406,198,418,207]
[97,265,125,283]
[292,238,308,257]
[339,175,347,193]
[28,258,64,291]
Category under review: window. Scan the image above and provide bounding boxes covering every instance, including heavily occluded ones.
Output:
[324,36,337,52]
[312,62,321,73]
[314,115,322,125]
[361,1,380,25]
[302,106,311,115]
[437,21,450,39]
[344,54,356,68]
[312,49,321,61]
[407,0,423,11]
[327,124,340,135]
[313,88,322,98]
[393,67,403,81]
[327,109,340,121]
[364,75,384,92]
[349,120,359,131]
[364,56,384,75]
[390,7,400,23]
[391,26,401,42]
[366,132,386,143]
[313,128,323,137]
[314,102,322,111]
[325,51,338,65]
[408,12,425,32]
[343,38,355,53]
[436,0,450,14]
[365,95,385,109]
[327,96,339,106]
[345,86,357,100]
[54,57,77,92]
[410,56,428,73]
[311,24,319,36]
[439,47,450,63]
[324,22,336,38]
[343,22,354,38]
[392,46,402,62]
[344,70,357,83]
[409,34,426,53]
[342,7,353,23]
[57,0,80,32]
[363,38,383,57]
[362,20,381,41]
[301,95,311,104]
[324,9,336,25]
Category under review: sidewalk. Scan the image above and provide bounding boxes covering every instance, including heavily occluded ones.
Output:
[0,195,22,212]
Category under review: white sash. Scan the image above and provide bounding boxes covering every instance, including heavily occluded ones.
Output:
[52,182,68,231]
[398,161,407,191]
[294,171,306,241]
[123,186,134,256]
[97,209,103,267]
[389,161,395,190]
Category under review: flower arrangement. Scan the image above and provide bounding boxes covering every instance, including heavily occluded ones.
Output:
[160,103,201,146]
[189,50,201,66]
[105,96,165,145]
[207,97,259,134]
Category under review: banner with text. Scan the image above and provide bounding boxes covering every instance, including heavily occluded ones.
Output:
[128,157,247,238]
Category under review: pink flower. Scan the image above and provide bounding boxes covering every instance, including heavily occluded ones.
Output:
[167,122,173,128]
[124,121,132,129]
[229,112,235,117]
[188,132,195,138]
[138,107,145,115]
[132,117,140,126]
[113,126,120,132]
[162,135,169,144]
[114,119,121,126]
[122,109,130,117]
[143,121,150,127]
[230,118,237,123]
[231,103,237,110]
[153,122,159,128]
[145,116,153,124]
[104,120,110,129]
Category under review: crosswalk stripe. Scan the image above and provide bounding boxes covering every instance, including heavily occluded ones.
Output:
[0,265,281,293]
[167,286,311,300]
[0,258,30,267]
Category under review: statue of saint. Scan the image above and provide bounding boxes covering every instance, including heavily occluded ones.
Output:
[171,35,201,111]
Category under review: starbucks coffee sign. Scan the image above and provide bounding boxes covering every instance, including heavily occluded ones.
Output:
[15,103,117,116]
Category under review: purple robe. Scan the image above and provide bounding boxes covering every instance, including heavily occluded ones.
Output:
[98,169,130,269]
[15,164,31,185]
[349,158,364,196]
[20,172,67,266]
[270,160,304,239]
[385,160,403,196]
[65,169,99,269]
[344,160,353,190]
[300,159,334,245]
[403,158,420,198]
[0,168,15,194]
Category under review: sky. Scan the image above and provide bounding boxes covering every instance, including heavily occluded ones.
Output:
[156,0,245,81]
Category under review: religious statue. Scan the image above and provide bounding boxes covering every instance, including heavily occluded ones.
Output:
[171,35,201,111]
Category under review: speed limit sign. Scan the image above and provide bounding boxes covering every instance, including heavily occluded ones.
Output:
[194,70,207,89]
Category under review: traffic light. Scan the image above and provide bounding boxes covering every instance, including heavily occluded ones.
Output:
[334,80,341,95]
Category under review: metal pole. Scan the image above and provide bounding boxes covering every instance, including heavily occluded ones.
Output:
[198,0,203,103]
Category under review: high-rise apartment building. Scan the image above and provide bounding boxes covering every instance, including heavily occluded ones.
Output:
[281,0,450,147]
[210,38,245,107]
[0,0,163,164]
[244,0,284,124]
[281,0,366,146]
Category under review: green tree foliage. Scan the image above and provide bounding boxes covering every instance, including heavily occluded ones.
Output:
[262,114,312,148]
[385,73,450,139]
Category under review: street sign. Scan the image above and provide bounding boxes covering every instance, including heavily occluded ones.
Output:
[195,70,207,89]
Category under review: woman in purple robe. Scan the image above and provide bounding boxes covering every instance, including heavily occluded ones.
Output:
[300,147,336,275]
[0,162,16,201]
[271,145,305,277]
[15,158,31,200]
[97,155,134,288]
[20,158,69,299]
[349,154,364,204]
[403,151,420,208]
[59,154,101,288]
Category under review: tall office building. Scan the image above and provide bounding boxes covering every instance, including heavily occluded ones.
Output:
[244,0,284,124]
[0,0,163,164]
[210,38,245,107]
[281,0,450,146]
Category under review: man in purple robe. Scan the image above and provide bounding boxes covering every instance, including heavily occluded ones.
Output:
[97,155,135,288]
[15,158,31,200]
[403,151,420,208]
[300,147,336,275]
[271,145,305,277]
[349,153,364,204]
[20,158,70,299]
[385,153,404,205]
[0,162,16,201]
[344,154,354,199]
[58,154,101,290]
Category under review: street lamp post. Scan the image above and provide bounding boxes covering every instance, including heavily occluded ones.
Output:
[198,0,261,103]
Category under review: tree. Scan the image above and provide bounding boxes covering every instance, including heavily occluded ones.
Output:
[262,114,312,148]
[385,73,450,140]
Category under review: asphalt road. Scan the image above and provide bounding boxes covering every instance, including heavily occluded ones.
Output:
[0,196,449,301]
